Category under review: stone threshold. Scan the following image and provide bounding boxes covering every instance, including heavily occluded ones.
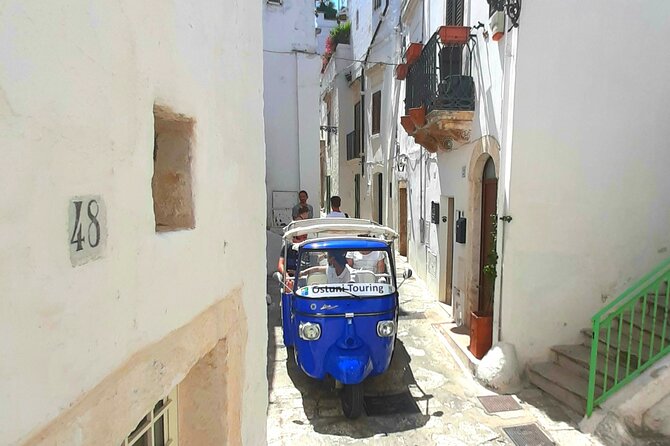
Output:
[433,302,481,374]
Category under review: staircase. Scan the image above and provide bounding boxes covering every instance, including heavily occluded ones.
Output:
[528,274,670,416]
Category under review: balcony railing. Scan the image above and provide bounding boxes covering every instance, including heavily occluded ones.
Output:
[346,129,360,160]
[404,31,475,115]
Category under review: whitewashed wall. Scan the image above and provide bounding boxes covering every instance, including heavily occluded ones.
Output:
[0,0,267,444]
[499,0,670,363]
[264,0,321,229]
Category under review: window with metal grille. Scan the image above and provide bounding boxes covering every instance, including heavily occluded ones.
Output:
[121,387,178,446]
[446,0,464,25]
[371,91,381,135]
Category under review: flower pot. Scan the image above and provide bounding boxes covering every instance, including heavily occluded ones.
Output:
[396,63,409,80]
[438,26,470,45]
[468,311,493,359]
[405,43,423,65]
[408,105,426,127]
[400,115,415,134]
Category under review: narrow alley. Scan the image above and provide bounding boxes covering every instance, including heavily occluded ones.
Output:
[267,256,602,445]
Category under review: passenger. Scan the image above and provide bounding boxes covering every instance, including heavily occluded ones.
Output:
[346,250,385,273]
[277,207,309,290]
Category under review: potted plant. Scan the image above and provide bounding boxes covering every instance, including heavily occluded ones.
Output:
[405,43,423,65]
[469,214,497,359]
[400,115,416,134]
[408,105,426,127]
[438,25,470,45]
[321,21,351,72]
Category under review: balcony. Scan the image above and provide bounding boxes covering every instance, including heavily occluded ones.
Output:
[346,129,360,160]
[400,29,475,152]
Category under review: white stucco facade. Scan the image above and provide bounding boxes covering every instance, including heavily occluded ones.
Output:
[264,0,321,229]
[321,0,402,226]
[400,0,670,367]
[0,1,267,445]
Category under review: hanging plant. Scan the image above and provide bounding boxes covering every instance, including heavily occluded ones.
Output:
[482,213,498,279]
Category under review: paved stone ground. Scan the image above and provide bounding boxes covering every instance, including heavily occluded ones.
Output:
[266,256,605,445]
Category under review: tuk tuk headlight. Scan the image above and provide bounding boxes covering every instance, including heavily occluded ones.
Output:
[299,322,321,340]
[377,320,396,337]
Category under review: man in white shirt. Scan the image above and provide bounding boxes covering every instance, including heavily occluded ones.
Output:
[326,195,348,218]
[346,250,385,273]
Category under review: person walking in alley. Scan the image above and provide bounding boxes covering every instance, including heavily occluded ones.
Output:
[326,196,348,218]
[292,190,314,220]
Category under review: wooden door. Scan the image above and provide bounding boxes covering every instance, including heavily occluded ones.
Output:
[478,160,498,314]
[398,187,407,256]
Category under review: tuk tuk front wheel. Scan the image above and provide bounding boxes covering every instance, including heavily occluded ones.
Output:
[341,383,364,419]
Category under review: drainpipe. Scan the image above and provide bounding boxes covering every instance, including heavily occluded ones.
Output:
[361,0,391,180]
[495,15,518,343]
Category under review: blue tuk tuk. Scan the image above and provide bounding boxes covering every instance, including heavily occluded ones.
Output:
[274,218,412,418]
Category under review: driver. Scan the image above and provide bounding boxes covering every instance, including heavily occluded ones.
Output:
[326,251,352,283]
[300,251,352,284]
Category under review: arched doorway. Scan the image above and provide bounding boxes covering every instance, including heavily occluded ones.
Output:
[478,157,498,314]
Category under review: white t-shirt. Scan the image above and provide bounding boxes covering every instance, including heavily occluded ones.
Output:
[327,264,352,283]
[346,250,384,272]
[326,211,347,218]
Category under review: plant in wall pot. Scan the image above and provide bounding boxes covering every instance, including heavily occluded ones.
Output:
[469,214,497,359]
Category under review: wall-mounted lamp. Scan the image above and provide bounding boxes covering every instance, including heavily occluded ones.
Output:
[487,0,522,29]
[396,154,408,172]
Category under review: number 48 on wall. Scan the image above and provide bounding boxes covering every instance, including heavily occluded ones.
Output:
[68,196,106,267]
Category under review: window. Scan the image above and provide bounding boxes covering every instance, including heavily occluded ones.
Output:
[152,105,195,232]
[371,91,381,135]
[122,387,178,446]
[267,0,282,5]
[355,9,359,29]
[446,0,464,26]
[374,0,382,10]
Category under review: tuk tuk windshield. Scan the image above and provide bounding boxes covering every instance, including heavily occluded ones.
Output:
[294,248,395,298]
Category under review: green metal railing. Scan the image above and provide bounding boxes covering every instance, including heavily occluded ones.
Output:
[586,256,670,416]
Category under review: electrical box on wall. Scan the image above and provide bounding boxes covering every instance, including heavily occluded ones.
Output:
[431,201,440,224]
[456,217,467,243]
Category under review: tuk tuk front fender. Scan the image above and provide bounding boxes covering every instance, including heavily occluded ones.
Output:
[324,344,373,385]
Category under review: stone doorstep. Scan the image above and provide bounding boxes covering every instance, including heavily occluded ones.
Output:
[432,320,481,374]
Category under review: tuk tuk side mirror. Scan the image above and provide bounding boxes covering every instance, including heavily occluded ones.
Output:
[398,268,413,289]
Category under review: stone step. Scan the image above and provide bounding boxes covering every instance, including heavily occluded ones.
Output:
[581,321,670,361]
[620,308,670,339]
[527,361,587,415]
[581,328,643,366]
[552,344,625,390]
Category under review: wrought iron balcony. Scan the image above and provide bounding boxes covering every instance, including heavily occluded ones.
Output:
[346,129,360,160]
[401,29,476,152]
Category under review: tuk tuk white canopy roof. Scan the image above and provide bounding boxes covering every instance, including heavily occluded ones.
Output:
[282,218,398,241]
